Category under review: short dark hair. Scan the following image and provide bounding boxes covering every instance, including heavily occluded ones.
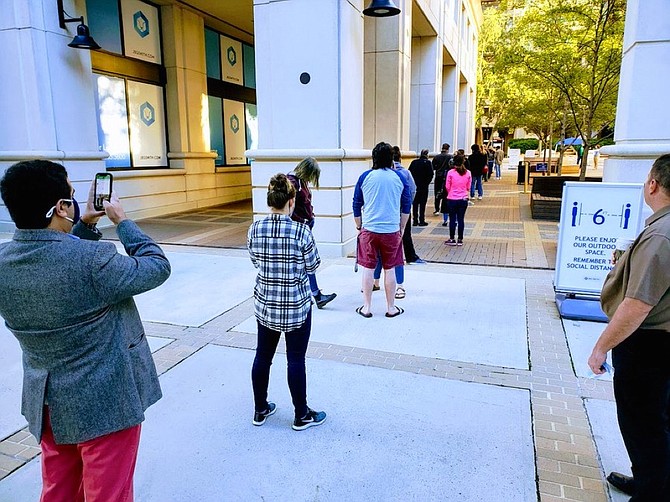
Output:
[372,142,393,169]
[267,173,295,209]
[441,143,450,152]
[392,146,401,163]
[0,160,71,229]
[650,154,670,195]
[420,149,429,158]
[471,144,480,153]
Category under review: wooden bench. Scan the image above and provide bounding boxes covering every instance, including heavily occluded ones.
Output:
[530,176,601,221]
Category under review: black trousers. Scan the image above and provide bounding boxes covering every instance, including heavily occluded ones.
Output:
[413,189,429,224]
[252,310,312,418]
[612,329,670,501]
[446,199,468,240]
[402,218,419,262]
[434,177,444,212]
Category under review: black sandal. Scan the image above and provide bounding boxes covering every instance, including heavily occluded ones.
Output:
[385,306,404,318]
[356,306,372,318]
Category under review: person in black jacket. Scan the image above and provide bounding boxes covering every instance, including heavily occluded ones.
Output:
[431,143,452,214]
[408,149,434,226]
[468,144,488,200]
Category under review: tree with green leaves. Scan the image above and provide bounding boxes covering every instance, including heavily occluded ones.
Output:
[480,0,625,180]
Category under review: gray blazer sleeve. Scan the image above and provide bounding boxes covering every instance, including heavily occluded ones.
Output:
[91,220,171,305]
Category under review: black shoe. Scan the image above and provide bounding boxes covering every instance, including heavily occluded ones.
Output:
[412,220,418,226]
[606,472,634,496]
[314,292,336,309]
[252,402,277,426]
[418,222,428,226]
[292,408,327,431]
[441,221,448,227]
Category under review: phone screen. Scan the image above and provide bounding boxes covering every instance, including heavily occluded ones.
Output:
[94,173,113,211]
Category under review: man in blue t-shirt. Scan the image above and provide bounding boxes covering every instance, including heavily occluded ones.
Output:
[353,142,412,318]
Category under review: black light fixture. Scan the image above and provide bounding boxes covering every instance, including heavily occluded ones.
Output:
[57,0,101,50]
[363,0,401,17]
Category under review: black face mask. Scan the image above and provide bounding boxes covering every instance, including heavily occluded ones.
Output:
[45,198,80,225]
[67,198,81,225]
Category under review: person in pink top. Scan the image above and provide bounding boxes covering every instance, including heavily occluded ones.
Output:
[444,154,471,246]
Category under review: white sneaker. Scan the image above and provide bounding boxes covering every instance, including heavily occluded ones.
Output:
[477,196,482,200]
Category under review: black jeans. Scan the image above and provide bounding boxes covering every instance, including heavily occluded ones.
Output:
[434,176,444,212]
[612,329,670,501]
[413,188,429,224]
[252,310,312,418]
[446,199,468,240]
[402,218,419,262]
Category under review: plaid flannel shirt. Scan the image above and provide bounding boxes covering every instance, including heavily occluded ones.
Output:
[247,214,320,332]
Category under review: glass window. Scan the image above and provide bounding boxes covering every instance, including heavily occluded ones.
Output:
[86,0,122,54]
[127,81,167,167]
[208,96,224,167]
[94,74,167,169]
[94,75,130,168]
[205,27,257,167]
[88,0,167,170]
[245,103,258,151]
[205,28,221,80]
[243,44,256,89]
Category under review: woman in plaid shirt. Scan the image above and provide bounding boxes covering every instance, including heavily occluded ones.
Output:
[247,173,327,431]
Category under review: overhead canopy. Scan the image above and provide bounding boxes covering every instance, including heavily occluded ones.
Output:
[555,137,583,148]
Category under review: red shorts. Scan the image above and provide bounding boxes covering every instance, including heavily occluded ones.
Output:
[357,229,403,269]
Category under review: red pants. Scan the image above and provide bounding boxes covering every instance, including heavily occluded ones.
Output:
[39,408,141,502]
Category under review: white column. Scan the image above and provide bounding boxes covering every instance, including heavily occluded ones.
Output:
[363,0,412,149]
[410,35,442,153]
[601,0,670,183]
[0,0,105,231]
[457,82,468,149]
[441,65,459,150]
[248,0,367,257]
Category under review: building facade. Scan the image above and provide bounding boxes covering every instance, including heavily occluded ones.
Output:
[0,0,482,256]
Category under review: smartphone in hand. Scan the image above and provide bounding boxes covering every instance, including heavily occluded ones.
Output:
[93,173,113,211]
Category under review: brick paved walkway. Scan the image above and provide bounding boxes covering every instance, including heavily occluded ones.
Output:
[100,170,559,269]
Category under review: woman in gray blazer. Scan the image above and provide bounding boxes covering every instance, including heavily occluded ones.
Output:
[0,160,171,502]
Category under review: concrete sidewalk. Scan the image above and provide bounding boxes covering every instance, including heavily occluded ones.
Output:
[0,243,628,501]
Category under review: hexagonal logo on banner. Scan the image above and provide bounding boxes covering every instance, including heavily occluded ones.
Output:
[230,114,239,133]
[140,102,155,126]
[227,46,237,66]
[134,11,150,38]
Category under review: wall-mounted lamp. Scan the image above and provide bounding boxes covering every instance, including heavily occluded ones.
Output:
[57,0,101,50]
[363,0,401,17]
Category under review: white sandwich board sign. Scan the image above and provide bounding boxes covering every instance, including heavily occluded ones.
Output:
[554,182,645,296]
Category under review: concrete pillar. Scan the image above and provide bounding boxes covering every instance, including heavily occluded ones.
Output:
[601,0,670,184]
[363,0,412,149]
[248,0,367,257]
[410,35,442,153]
[161,5,216,175]
[0,0,105,231]
[161,6,217,198]
[441,64,458,149]
[457,82,468,149]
